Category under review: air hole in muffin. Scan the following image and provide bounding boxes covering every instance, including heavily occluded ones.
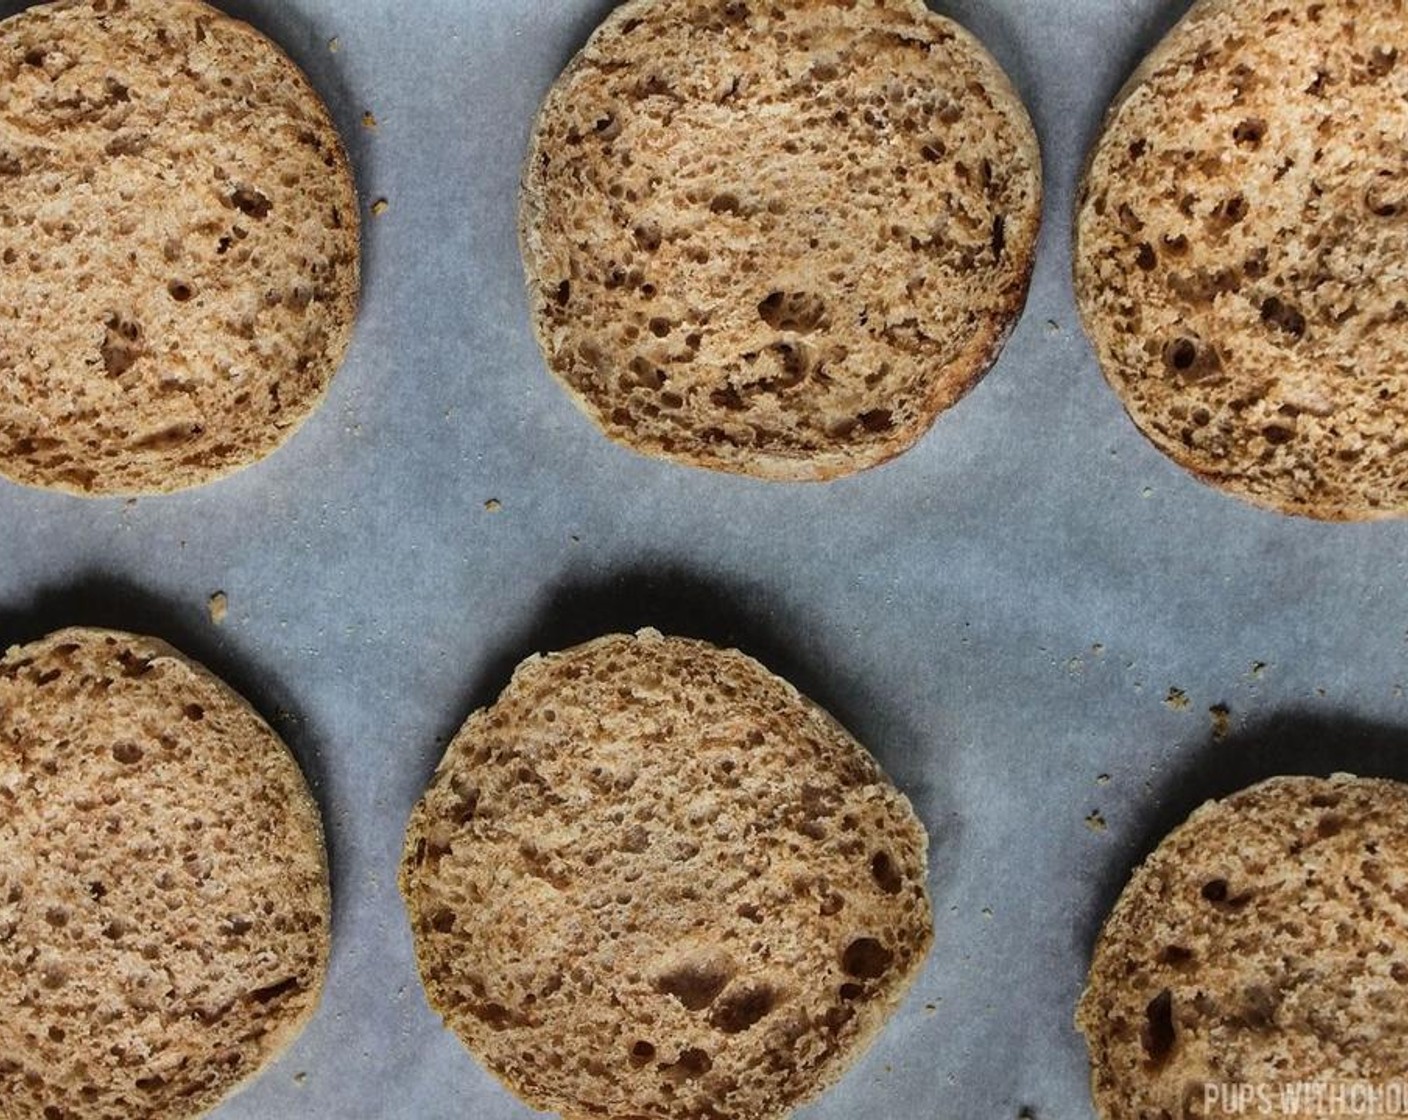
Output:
[1240,984,1276,1031]
[101,314,144,377]
[554,280,571,306]
[453,790,479,827]
[839,982,863,1001]
[920,139,946,162]
[708,383,743,411]
[660,1047,712,1083]
[428,909,455,934]
[1136,243,1157,271]
[183,704,205,721]
[1368,46,1398,78]
[247,976,299,1005]
[1158,945,1194,968]
[657,954,733,1011]
[168,280,195,302]
[870,852,903,894]
[710,193,742,215]
[859,409,893,433]
[1162,233,1189,257]
[230,186,272,220]
[1366,182,1403,219]
[1163,337,1199,373]
[634,71,671,100]
[758,290,826,333]
[1233,118,1266,148]
[111,742,143,765]
[711,983,778,1033]
[841,937,893,979]
[629,1040,655,1066]
[1201,879,1229,902]
[1260,296,1306,339]
[1142,989,1176,1066]
[1214,195,1248,225]
[472,1002,516,1030]
[629,356,666,390]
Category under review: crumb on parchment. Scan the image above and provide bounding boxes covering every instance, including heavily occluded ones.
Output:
[1210,703,1231,741]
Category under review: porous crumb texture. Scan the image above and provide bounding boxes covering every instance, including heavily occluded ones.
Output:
[0,0,360,496]
[1077,775,1408,1119]
[400,630,933,1120]
[521,0,1041,480]
[1075,0,1408,520]
[0,629,330,1120]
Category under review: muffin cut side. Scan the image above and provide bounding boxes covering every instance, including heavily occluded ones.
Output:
[1076,0,1408,518]
[401,631,933,1120]
[522,0,1041,480]
[0,629,330,1120]
[0,0,360,495]
[1078,774,1408,1118]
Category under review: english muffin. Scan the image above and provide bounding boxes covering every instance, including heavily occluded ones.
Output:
[0,0,360,495]
[521,0,1041,480]
[1078,774,1408,1117]
[0,628,330,1119]
[400,630,932,1119]
[1076,0,1408,519]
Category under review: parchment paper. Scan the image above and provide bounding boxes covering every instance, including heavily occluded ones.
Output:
[3,1,1406,1117]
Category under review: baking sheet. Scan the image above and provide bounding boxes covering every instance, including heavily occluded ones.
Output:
[3,0,1408,1116]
